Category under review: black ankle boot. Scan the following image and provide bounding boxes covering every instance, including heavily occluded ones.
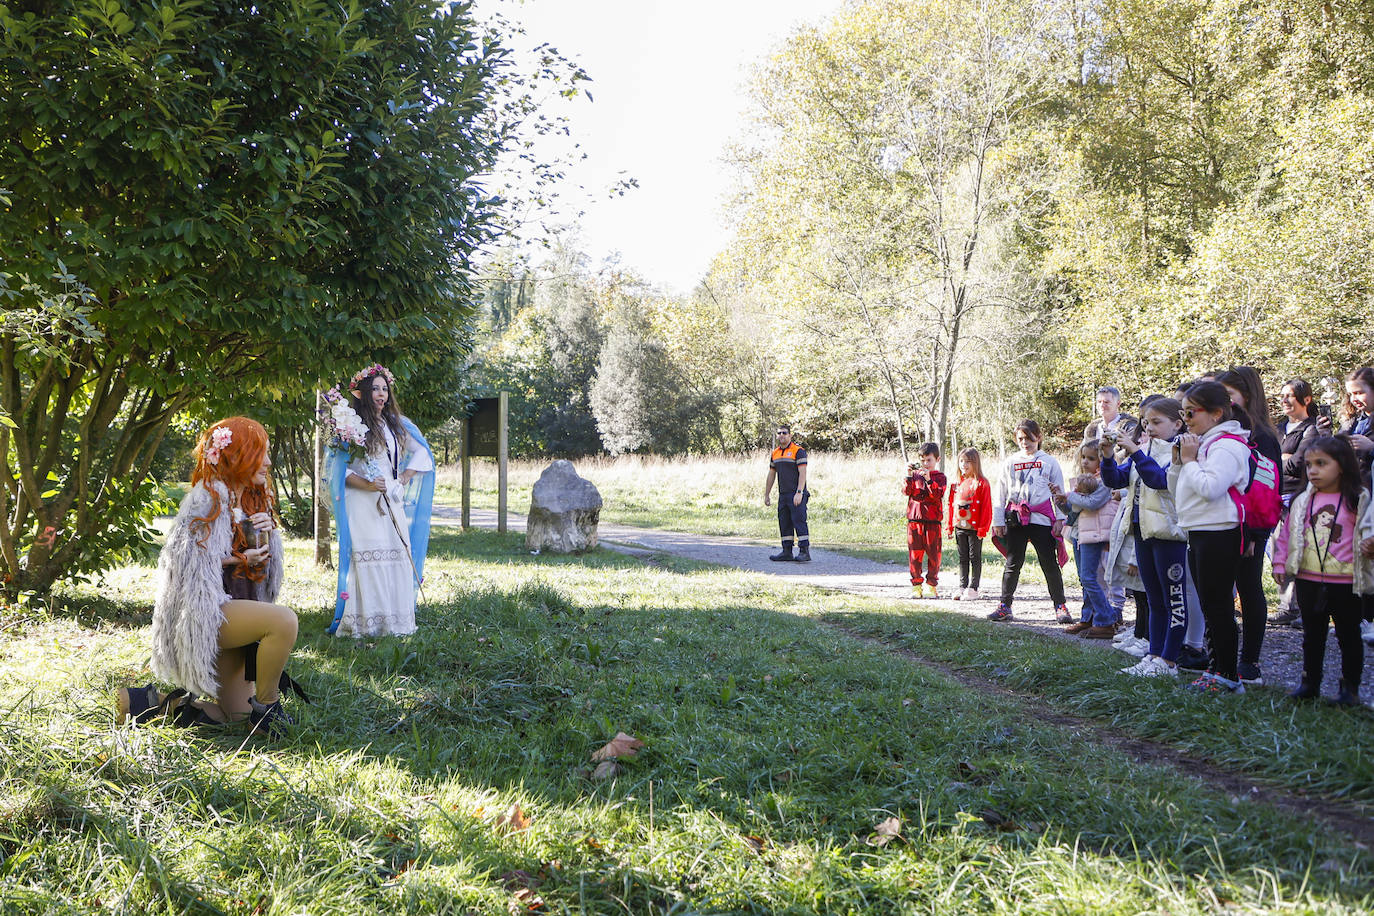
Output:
[795,543,811,562]
[249,696,295,738]
[1332,680,1362,707]
[769,542,794,562]
[1288,677,1319,701]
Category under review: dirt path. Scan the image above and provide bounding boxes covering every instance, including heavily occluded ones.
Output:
[441,505,1371,704]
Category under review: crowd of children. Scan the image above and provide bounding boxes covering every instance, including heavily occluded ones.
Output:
[901,370,1374,703]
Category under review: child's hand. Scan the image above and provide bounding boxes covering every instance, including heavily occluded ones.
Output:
[1178,434,1200,462]
[1127,564,1137,578]
[1272,569,1285,585]
[1053,492,1067,507]
[1361,537,1374,559]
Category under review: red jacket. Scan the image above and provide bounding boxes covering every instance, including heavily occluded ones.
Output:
[903,469,947,523]
[946,475,992,538]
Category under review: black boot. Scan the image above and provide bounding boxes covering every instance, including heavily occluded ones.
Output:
[795,543,811,562]
[1332,680,1362,707]
[769,542,794,562]
[1288,677,1319,701]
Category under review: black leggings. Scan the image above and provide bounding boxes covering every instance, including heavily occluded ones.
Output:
[1187,527,1242,681]
[999,523,1066,606]
[955,528,982,590]
[1236,529,1270,665]
[1295,579,1365,686]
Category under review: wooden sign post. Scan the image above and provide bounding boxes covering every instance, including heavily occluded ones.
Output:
[461,393,509,532]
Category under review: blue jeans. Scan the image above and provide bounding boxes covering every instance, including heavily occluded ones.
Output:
[1076,540,1113,626]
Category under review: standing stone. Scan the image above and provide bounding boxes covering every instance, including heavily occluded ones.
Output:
[526,460,602,553]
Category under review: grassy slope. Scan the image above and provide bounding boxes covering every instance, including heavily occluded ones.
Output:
[1,528,1370,914]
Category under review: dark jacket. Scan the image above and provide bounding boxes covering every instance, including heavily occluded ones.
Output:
[1277,415,1318,498]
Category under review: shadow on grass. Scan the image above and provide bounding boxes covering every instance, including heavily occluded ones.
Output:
[10,527,1371,911]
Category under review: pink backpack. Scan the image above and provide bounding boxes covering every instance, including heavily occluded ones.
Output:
[1210,432,1282,531]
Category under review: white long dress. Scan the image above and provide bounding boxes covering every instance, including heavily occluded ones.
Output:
[335,423,433,638]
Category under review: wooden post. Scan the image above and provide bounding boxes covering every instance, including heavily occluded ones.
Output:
[460,416,471,530]
[314,389,332,567]
[498,391,508,534]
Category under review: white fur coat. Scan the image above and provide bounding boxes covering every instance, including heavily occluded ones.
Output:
[149,481,284,697]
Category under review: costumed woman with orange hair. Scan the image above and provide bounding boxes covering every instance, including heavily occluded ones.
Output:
[116,417,302,737]
[326,365,434,638]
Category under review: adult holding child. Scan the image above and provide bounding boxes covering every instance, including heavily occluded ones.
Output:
[118,417,302,737]
[326,364,435,638]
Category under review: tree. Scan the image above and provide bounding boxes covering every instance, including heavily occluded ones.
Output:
[722,0,1058,459]
[0,0,509,594]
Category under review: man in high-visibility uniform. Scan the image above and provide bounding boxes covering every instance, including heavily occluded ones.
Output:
[763,424,810,562]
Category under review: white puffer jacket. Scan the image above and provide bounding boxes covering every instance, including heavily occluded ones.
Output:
[1135,438,1187,542]
[1167,421,1250,532]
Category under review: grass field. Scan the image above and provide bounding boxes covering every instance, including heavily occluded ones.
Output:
[3,525,1371,913]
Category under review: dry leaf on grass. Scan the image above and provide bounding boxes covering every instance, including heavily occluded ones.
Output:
[591,760,620,781]
[508,887,544,913]
[591,732,644,762]
[868,816,902,847]
[494,803,531,833]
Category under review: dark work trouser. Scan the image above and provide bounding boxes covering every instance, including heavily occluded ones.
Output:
[778,490,809,545]
[1294,579,1365,686]
[1187,527,1242,681]
[955,528,982,590]
[999,523,1066,607]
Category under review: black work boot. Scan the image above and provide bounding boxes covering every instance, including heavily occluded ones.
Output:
[769,542,794,562]
[1333,680,1362,707]
[795,542,811,562]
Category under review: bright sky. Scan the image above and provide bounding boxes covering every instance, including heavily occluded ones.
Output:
[499,0,846,293]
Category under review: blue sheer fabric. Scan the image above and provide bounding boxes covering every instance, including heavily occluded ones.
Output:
[326,416,434,634]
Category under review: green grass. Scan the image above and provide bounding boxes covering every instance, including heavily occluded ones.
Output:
[1,528,1370,913]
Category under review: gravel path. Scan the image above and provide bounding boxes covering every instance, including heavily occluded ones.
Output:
[438,506,1372,704]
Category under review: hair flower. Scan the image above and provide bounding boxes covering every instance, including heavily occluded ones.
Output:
[205,447,221,466]
[211,427,233,450]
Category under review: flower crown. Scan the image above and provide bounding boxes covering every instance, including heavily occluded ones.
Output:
[349,364,395,398]
[204,425,233,466]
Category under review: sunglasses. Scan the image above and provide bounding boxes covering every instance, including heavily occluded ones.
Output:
[1178,407,1201,420]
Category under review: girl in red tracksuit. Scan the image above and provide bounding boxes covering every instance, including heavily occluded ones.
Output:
[904,443,947,597]
[946,448,992,600]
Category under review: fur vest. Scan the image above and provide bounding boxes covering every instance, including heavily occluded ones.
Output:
[149,481,284,697]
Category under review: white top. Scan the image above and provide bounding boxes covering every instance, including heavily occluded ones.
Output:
[1167,420,1250,531]
[992,449,1066,527]
[347,421,433,481]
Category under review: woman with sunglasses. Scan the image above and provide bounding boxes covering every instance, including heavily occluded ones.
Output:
[1167,381,1255,695]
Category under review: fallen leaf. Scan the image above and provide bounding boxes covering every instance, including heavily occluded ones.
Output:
[494,803,530,833]
[501,870,540,891]
[508,887,545,913]
[868,816,901,846]
[743,834,767,852]
[591,760,620,781]
[591,732,644,762]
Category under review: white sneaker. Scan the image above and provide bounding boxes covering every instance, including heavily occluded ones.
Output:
[1122,656,1178,678]
[1116,636,1149,658]
[1112,630,1131,644]
[1362,620,1374,646]
[950,587,963,601]
[964,587,980,601]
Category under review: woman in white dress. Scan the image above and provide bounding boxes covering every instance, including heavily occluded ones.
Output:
[326,365,435,638]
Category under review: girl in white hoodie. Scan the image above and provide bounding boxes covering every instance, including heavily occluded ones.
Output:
[988,419,1069,622]
[1167,381,1253,694]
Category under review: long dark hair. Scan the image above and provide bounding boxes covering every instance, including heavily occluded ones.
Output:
[1342,367,1374,423]
[352,373,405,454]
[1306,436,1364,509]
[1183,380,1243,427]
[1217,367,1274,438]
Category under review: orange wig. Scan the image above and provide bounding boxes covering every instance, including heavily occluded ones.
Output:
[190,417,275,546]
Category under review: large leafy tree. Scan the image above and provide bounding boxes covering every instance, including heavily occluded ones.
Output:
[0,0,507,593]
